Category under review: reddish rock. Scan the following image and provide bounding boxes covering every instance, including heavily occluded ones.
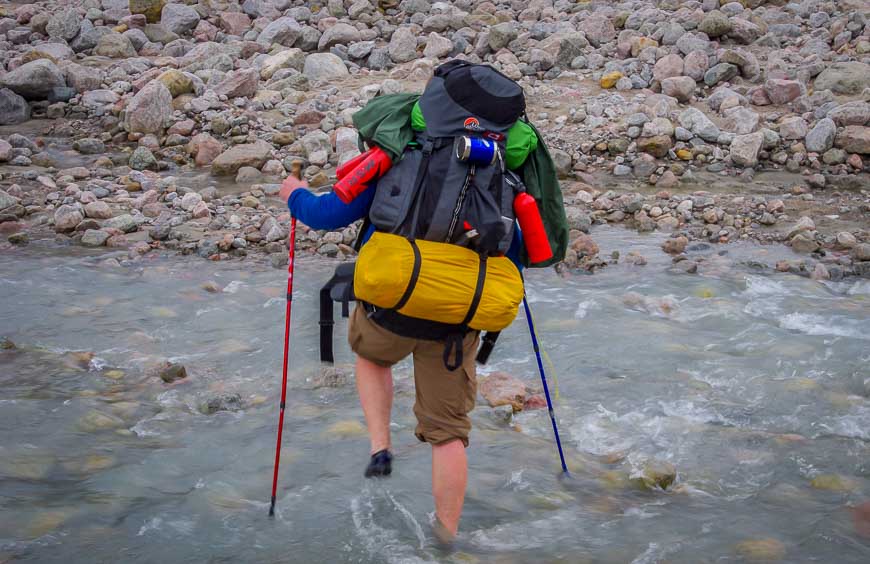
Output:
[662,235,688,254]
[168,119,195,136]
[523,394,548,410]
[748,86,771,106]
[295,110,326,126]
[213,68,259,99]
[480,372,527,412]
[570,233,600,257]
[188,133,223,167]
[219,12,252,36]
[764,79,803,106]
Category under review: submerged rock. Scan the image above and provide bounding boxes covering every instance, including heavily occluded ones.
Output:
[734,538,786,562]
[150,361,187,383]
[479,372,526,412]
[200,393,243,415]
[638,460,677,490]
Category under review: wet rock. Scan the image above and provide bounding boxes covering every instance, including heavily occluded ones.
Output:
[811,474,856,492]
[151,361,187,383]
[662,235,689,255]
[211,140,272,176]
[78,410,125,432]
[324,419,367,438]
[81,229,110,247]
[0,59,66,101]
[479,372,526,412]
[312,365,352,388]
[814,62,870,95]
[188,133,223,167]
[570,233,599,257]
[129,147,157,171]
[0,88,30,125]
[303,53,349,82]
[0,189,21,211]
[200,393,243,415]
[734,538,786,562]
[790,232,819,254]
[852,244,870,262]
[103,214,138,233]
[639,460,677,490]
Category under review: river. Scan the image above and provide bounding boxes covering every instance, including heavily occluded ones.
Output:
[1,227,868,563]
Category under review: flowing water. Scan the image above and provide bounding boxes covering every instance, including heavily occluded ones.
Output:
[1,228,868,563]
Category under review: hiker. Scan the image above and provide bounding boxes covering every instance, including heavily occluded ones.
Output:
[279,61,567,540]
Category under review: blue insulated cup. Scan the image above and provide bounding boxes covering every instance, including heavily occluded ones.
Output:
[455,136,497,166]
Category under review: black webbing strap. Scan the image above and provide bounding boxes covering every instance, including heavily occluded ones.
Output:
[442,333,465,372]
[461,255,487,326]
[319,284,335,364]
[392,239,422,311]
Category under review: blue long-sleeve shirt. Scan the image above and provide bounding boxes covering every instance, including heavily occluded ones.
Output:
[287,185,524,270]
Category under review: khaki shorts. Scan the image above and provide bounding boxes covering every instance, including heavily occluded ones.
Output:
[348,305,479,447]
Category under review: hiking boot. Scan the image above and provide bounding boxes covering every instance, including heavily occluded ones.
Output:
[364,449,392,478]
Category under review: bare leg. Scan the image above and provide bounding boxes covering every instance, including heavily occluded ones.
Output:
[355,355,393,454]
[432,439,467,537]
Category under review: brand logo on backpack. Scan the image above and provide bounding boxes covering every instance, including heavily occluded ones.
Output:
[463,117,482,132]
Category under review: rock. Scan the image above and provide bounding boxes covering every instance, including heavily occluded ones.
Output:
[600,71,623,89]
[160,2,199,35]
[47,9,82,41]
[81,229,110,247]
[129,0,165,24]
[156,69,193,98]
[538,33,588,67]
[852,244,870,262]
[73,138,106,154]
[683,50,709,82]
[764,79,803,106]
[810,474,855,492]
[662,236,688,254]
[827,102,870,127]
[570,233,599,257]
[213,68,259,99]
[188,133,223,167]
[0,140,12,162]
[836,232,857,249]
[734,539,786,562]
[679,107,720,142]
[103,214,138,233]
[835,127,870,155]
[0,189,21,210]
[124,80,172,134]
[730,132,764,167]
[151,361,187,383]
[814,62,870,95]
[653,54,684,82]
[698,10,731,38]
[639,460,677,490]
[779,117,807,140]
[637,135,674,158]
[211,140,273,176]
[84,201,113,219]
[318,22,361,51]
[720,49,759,79]
[790,232,818,254]
[200,393,243,414]
[0,59,66,101]
[219,12,251,36]
[479,372,526,412]
[303,53,349,82]
[423,32,453,59]
[95,32,137,58]
[0,88,30,125]
[129,147,157,170]
[257,16,302,47]
[578,15,615,48]
[54,205,83,232]
[722,107,760,135]
[704,63,739,87]
[260,48,304,79]
[661,76,695,103]
[805,118,836,153]
[388,26,417,63]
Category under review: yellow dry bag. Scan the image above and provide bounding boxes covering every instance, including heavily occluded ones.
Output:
[354,232,523,332]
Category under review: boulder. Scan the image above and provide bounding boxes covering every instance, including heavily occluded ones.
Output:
[129,0,165,24]
[0,88,30,125]
[488,22,518,51]
[211,140,273,175]
[637,135,674,158]
[188,133,223,167]
[779,117,807,140]
[764,79,803,106]
[81,229,110,247]
[84,201,113,219]
[578,15,615,47]
[318,22,361,51]
[54,204,84,232]
[730,131,764,167]
[94,32,137,58]
[46,9,83,41]
[103,214,138,233]
[260,48,305,79]
[653,54,684,82]
[129,147,157,170]
[257,16,302,47]
[0,59,66,101]
[64,63,105,93]
[302,53,349,82]
[479,372,526,412]
[537,33,588,67]
[704,63,739,87]
[698,10,731,38]
[160,2,200,35]
[0,189,21,211]
[124,80,172,134]
[827,102,870,127]
[156,69,193,98]
[219,12,251,36]
[683,50,709,81]
[423,33,453,59]
[661,76,695,103]
[814,62,870,95]
[835,126,870,155]
[388,26,417,63]
[213,68,259,98]
[805,118,836,153]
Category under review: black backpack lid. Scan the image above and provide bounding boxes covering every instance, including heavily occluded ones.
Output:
[431,61,525,128]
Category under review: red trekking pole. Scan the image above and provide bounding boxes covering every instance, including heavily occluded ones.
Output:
[269,162,301,517]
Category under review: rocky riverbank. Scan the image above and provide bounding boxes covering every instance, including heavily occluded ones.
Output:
[0,0,868,279]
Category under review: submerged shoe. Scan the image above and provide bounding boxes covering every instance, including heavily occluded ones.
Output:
[364,449,393,478]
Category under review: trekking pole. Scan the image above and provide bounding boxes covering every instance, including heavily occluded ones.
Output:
[522,295,569,476]
[269,161,302,517]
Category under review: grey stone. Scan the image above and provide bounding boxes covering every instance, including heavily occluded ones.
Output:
[488,22,518,51]
[729,131,764,167]
[698,10,731,38]
[103,214,138,233]
[129,147,158,170]
[805,118,836,153]
[0,88,30,125]
[388,27,417,63]
[160,3,200,35]
[47,9,83,41]
[302,53,349,82]
[257,17,302,47]
[124,80,172,134]
[95,32,137,58]
[318,23,361,51]
[54,204,84,232]
[814,62,870,95]
[0,60,67,101]
[81,229,110,247]
[704,63,739,87]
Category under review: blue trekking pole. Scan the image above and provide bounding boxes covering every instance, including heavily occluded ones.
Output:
[522,295,569,476]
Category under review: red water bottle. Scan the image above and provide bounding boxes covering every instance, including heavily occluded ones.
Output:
[514,192,553,264]
[333,146,392,204]
[335,150,369,180]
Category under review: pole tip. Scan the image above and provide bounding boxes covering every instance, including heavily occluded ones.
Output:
[269,496,276,517]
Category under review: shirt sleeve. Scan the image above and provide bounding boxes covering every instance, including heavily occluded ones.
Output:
[287,184,376,231]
